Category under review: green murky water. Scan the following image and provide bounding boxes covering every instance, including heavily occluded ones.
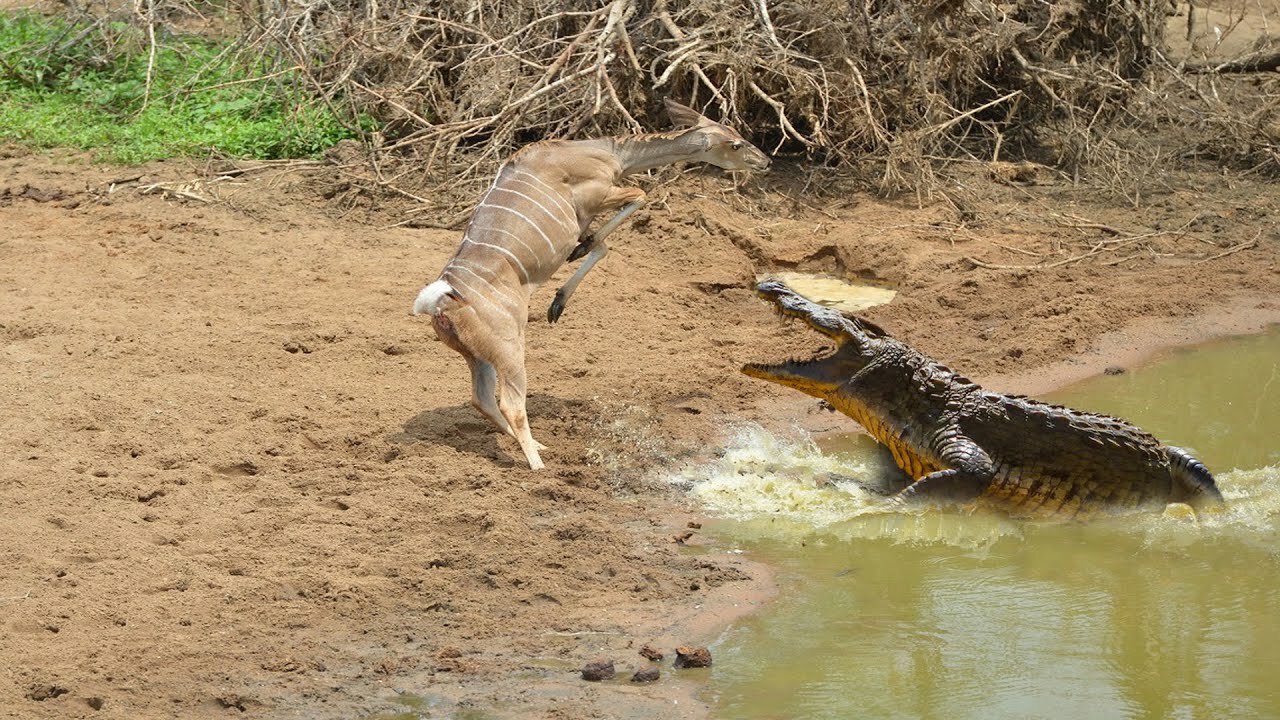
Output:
[681,328,1280,720]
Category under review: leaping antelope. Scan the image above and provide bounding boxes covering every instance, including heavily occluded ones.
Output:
[412,98,770,469]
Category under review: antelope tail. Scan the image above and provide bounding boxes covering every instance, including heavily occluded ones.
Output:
[413,279,457,316]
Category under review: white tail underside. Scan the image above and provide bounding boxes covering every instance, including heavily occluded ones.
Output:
[413,279,454,316]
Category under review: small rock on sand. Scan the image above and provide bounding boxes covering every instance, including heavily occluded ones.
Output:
[673,646,712,668]
[638,645,664,662]
[581,660,615,681]
[631,666,660,683]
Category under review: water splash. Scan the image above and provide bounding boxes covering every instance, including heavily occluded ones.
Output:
[1124,466,1280,552]
[675,424,1280,550]
[672,424,877,524]
[673,424,1022,547]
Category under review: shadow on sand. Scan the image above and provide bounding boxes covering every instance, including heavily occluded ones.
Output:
[389,395,586,467]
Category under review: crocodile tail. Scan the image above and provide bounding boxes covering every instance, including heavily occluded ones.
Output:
[1166,446,1224,507]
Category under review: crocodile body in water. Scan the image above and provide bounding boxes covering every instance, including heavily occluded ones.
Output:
[742,281,1224,519]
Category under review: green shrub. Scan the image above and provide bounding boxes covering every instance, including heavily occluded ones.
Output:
[0,11,359,163]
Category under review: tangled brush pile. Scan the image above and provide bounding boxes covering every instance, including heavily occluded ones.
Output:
[244,0,1168,201]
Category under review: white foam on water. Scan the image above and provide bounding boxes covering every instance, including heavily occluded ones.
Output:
[672,427,1280,549]
[672,423,1023,547]
[672,423,878,526]
[1128,465,1280,551]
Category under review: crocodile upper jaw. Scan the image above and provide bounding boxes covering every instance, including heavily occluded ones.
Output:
[753,280,851,340]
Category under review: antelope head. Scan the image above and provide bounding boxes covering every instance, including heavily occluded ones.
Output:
[663,98,772,172]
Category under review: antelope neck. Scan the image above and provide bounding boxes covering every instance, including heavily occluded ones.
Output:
[605,130,706,175]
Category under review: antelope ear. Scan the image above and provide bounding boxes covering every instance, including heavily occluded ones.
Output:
[664,97,713,128]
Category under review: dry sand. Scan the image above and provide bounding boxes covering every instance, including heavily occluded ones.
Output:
[1,141,1277,719]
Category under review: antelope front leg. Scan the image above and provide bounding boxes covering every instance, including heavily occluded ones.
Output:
[566,230,596,263]
[549,187,646,323]
[548,239,609,324]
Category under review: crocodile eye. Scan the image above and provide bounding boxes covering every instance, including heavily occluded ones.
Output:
[731,141,743,151]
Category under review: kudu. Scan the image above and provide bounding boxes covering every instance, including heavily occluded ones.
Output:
[412,98,770,469]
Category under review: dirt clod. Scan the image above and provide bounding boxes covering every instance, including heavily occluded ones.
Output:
[25,684,69,701]
[214,694,248,711]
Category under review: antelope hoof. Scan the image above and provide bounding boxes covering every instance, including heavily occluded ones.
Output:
[548,289,568,324]
[567,235,594,262]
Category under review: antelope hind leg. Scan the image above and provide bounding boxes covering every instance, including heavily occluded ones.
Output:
[494,363,544,470]
[468,355,548,448]
[448,304,546,454]
[466,356,508,429]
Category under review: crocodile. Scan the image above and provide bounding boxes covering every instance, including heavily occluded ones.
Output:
[741,280,1224,519]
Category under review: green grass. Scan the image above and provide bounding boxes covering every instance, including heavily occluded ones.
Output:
[0,12,359,163]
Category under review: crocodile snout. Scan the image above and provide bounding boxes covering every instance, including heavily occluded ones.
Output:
[754,281,850,340]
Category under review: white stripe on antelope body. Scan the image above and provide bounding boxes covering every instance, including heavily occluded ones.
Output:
[413,98,770,470]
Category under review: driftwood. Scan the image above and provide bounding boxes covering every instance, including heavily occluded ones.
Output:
[1185,48,1280,74]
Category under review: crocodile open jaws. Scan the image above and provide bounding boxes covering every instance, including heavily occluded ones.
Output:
[742,280,1224,520]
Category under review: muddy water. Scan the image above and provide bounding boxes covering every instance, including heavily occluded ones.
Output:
[757,271,897,312]
[683,328,1280,720]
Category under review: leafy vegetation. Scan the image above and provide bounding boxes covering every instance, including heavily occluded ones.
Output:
[0,11,359,163]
